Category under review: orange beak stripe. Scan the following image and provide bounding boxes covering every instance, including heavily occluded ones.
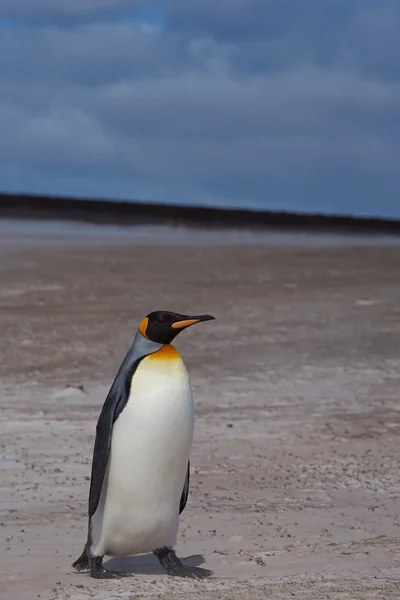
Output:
[171,318,200,329]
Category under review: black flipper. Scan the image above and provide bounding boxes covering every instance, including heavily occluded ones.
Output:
[87,356,142,518]
[87,333,162,519]
[179,461,190,514]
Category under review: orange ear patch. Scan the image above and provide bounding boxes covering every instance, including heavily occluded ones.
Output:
[148,344,180,361]
[139,317,149,338]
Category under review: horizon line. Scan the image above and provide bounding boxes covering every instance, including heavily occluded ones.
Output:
[1,191,400,235]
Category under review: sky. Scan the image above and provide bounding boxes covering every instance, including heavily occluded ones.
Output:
[0,1,399,218]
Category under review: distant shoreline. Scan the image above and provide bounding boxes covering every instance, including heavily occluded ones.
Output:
[1,192,400,235]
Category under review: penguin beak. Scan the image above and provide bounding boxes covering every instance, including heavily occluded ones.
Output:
[171,314,215,329]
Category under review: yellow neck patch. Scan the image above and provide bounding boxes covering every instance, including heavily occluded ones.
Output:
[148,344,181,361]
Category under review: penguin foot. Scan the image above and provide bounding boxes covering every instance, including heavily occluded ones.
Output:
[89,556,133,579]
[154,547,214,580]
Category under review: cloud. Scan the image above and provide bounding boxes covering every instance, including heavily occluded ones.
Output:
[167,0,400,79]
[0,2,399,217]
[0,0,145,21]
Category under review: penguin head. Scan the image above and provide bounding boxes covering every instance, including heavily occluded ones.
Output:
[139,310,215,344]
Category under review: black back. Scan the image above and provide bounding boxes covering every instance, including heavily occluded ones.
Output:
[88,360,142,517]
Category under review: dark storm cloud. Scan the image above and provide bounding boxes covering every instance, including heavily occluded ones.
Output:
[0,1,399,216]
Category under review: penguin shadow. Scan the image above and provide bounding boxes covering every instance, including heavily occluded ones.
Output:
[105,553,206,575]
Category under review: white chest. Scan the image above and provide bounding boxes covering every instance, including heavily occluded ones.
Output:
[92,348,195,556]
[120,350,194,442]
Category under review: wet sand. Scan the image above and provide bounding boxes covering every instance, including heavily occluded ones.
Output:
[1,221,400,599]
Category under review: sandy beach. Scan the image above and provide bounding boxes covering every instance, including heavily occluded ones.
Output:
[1,220,400,600]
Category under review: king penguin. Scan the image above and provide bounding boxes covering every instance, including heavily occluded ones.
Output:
[72,310,215,580]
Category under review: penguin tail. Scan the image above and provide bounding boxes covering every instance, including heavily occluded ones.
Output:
[71,548,89,571]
